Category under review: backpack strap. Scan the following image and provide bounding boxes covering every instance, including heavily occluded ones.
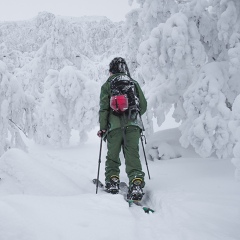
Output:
[127,80,140,120]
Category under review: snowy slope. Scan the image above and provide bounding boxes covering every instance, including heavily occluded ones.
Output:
[0,128,239,240]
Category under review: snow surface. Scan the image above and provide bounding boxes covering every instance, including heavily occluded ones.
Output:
[0,128,239,240]
[1,3,240,239]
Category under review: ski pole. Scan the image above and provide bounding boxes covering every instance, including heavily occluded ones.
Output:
[140,134,151,180]
[96,137,103,194]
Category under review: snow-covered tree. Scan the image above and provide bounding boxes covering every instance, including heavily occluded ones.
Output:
[0,61,34,156]
[137,12,205,132]
[186,0,240,104]
[178,0,240,157]
[0,12,126,152]
[36,66,99,146]
[125,0,240,159]
[229,95,240,180]
[125,0,178,74]
[180,62,232,158]
[125,0,181,136]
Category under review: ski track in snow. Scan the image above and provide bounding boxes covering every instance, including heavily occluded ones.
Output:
[0,131,240,240]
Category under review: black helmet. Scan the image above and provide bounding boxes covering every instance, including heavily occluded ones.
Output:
[109,57,129,75]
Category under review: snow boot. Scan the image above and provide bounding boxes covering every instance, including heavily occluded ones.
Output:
[127,178,144,201]
[105,175,120,194]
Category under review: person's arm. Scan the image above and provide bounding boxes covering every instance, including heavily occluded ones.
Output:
[99,82,110,130]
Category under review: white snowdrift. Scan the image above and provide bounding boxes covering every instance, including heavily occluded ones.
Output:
[0,128,239,240]
[0,148,82,196]
[146,127,199,160]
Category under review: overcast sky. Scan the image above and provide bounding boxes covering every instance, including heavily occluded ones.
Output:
[0,0,138,22]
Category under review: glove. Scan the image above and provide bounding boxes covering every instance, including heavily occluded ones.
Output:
[97,130,106,138]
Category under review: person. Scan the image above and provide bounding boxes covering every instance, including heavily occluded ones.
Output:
[97,57,147,200]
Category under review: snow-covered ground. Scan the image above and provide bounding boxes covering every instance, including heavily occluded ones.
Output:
[0,128,240,240]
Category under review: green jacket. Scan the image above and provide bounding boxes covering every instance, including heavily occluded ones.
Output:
[99,73,147,132]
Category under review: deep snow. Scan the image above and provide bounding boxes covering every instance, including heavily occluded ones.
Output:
[0,128,240,240]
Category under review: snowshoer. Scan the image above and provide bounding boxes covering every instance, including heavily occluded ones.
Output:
[97,57,147,201]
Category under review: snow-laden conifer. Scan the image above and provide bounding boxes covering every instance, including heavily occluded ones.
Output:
[0,61,34,156]
[36,66,99,146]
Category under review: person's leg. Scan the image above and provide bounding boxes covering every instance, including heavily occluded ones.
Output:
[123,126,145,186]
[105,128,123,183]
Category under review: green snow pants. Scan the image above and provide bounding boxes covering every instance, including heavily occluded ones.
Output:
[105,126,145,186]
